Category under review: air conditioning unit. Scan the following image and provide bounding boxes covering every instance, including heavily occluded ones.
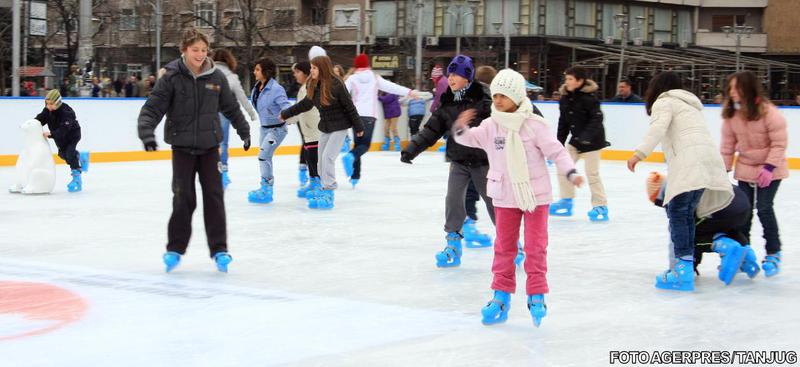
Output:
[365,35,376,44]
[426,36,439,46]
[388,37,399,46]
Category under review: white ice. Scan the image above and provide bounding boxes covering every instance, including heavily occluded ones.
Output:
[0,151,798,366]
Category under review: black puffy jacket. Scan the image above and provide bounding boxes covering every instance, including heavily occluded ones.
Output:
[35,102,80,143]
[402,82,491,166]
[280,79,363,134]
[557,80,610,153]
[138,57,250,155]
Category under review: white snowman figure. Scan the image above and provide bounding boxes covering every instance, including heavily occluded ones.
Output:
[8,119,56,194]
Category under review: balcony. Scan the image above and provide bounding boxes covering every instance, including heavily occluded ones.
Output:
[695,30,767,53]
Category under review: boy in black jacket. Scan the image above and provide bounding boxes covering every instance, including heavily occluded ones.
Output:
[401,55,494,268]
[552,67,610,221]
[138,29,251,273]
[35,89,89,192]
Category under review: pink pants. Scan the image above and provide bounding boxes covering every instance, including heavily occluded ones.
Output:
[491,205,549,295]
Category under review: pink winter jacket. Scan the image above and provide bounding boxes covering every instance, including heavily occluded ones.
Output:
[453,115,576,209]
[720,104,789,183]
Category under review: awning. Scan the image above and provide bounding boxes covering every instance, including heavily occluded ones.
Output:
[18,66,57,77]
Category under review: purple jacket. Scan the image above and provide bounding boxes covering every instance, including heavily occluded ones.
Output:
[453,116,576,208]
[430,77,450,112]
[378,93,402,119]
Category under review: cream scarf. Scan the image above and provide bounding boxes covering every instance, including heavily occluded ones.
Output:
[491,101,538,211]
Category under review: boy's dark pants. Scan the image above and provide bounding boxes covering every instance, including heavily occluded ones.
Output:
[55,128,82,170]
[167,148,227,257]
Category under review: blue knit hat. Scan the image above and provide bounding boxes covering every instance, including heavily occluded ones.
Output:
[447,55,474,82]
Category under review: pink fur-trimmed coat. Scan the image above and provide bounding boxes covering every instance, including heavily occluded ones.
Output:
[453,114,576,209]
[720,103,789,183]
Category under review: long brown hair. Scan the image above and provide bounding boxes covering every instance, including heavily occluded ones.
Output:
[212,49,237,71]
[644,71,683,116]
[307,56,341,107]
[722,71,768,121]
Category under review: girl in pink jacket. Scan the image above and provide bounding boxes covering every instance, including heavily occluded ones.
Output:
[720,71,789,277]
[453,70,583,328]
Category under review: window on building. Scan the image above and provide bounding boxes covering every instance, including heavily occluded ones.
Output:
[677,9,692,45]
[373,1,397,37]
[711,15,746,32]
[405,0,434,36]
[628,5,647,40]
[601,3,622,40]
[443,3,476,36]
[484,0,519,35]
[194,2,216,28]
[653,8,672,43]
[274,8,296,29]
[224,10,241,30]
[120,9,138,31]
[545,0,567,36]
[574,0,595,38]
[311,7,326,25]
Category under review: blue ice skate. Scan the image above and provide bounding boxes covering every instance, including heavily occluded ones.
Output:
[79,151,90,172]
[713,234,746,285]
[303,177,321,199]
[515,241,525,266]
[350,178,359,189]
[342,153,355,177]
[221,171,231,190]
[655,259,694,291]
[213,252,232,273]
[481,290,511,325]
[248,178,273,204]
[762,252,781,277]
[341,135,352,153]
[549,198,573,217]
[393,137,401,152]
[527,294,547,327]
[463,218,492,248]
[298,164,309,186]
[739,245,760,279]
[163,251,181,273]
[381,137,391,151]
[313,189,334,210]
[435,232,463,268]
[588,206,609,222]
[67,169,82,192]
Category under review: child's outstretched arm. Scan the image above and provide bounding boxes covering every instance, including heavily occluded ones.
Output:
[629,100,673,172]
[451,109,489,151]
[535,120,583,187]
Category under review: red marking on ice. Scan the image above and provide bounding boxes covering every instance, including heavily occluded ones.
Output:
[0,281,88,340]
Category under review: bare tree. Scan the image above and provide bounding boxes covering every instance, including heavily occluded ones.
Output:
[41,0,111,70]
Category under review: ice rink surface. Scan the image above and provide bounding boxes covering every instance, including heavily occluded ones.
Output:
[1,151,797,366]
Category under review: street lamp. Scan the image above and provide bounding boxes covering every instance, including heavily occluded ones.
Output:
[444,0,480,55]
[613,14,645,88]
[414,0,424,90]
[721,25,754,71]
[492,18,523,69]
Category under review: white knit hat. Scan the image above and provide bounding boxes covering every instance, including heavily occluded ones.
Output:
[490,69,527,106]
[308,46,327,60]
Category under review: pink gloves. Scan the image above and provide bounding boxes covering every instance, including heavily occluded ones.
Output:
[757,167,774,188]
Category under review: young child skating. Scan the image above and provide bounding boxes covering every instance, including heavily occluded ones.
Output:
[35,89,90,192]
[453,70,584,327]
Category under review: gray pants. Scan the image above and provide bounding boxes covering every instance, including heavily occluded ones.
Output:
[318,130,348,190]
[444,162,496,233]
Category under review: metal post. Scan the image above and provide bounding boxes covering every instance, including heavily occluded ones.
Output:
[616,20,627,89]
[155,0,162,73]
[455,12,461,55]
[415,0,424,90]
[735,33,741,71]
[503,1,509,69]
[12,0,21,96]
[356,13,361,55]
[22,0,28,69]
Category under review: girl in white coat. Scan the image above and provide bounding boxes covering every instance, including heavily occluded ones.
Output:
[627,72,733,292]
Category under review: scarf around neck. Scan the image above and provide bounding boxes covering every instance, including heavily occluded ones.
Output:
[491,100,538,211]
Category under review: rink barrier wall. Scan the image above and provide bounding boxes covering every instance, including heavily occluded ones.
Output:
[1,98,798,169]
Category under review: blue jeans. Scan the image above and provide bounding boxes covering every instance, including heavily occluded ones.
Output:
[350,116,376,180]
[667,189,704,259]
[739,180,782,254]
[258,125,288,182]
[218,113,231,167]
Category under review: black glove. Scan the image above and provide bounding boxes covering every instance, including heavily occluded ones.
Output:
[243,137,251,151]
[400,151,413,164]
[144,141,158,152]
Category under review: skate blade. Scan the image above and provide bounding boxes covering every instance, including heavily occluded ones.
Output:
[464,241,493,249]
